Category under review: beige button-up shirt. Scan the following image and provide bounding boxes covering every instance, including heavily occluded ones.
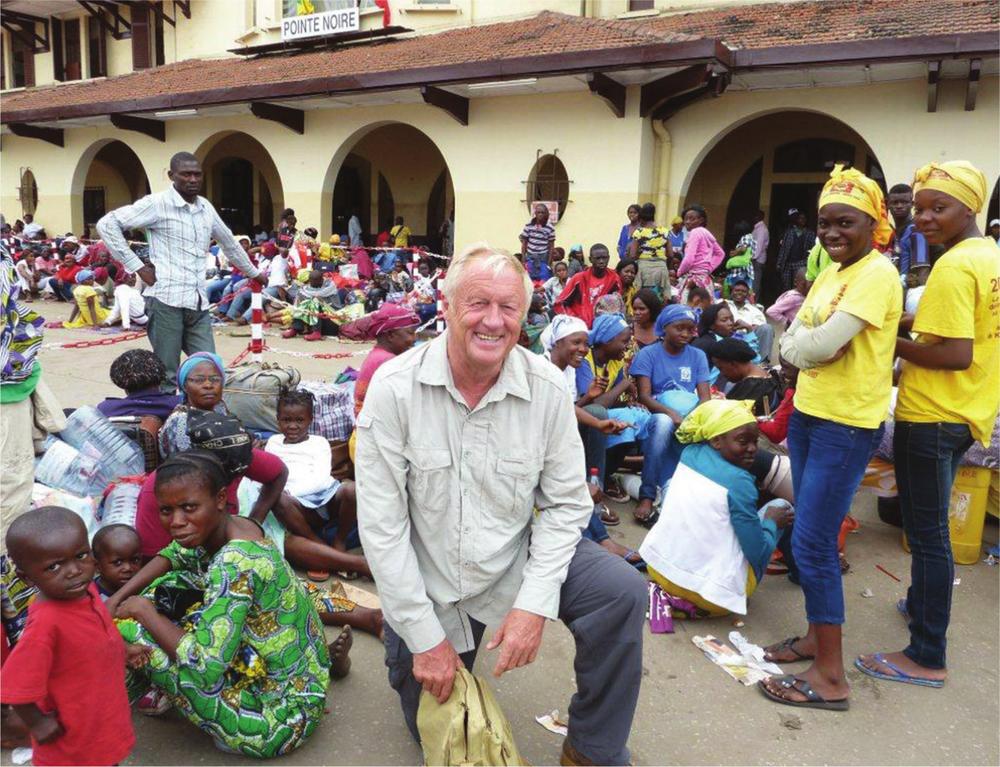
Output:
[355,333,592,654]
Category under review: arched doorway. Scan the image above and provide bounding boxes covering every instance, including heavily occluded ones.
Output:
[195,132,284,236]
[324,123,453,248]
[683,110,883,303]
[71,140,152,234]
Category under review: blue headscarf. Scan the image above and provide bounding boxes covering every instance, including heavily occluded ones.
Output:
[178,351,226,390]
[74,269,95,284]
[588,313,629,347]
[654,304,697,338]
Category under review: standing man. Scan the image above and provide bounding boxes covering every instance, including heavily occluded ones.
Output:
[356,245,646,766]
[751,209,769,297]
[348,208,363,248]
[520,203,556,278]
[887,183,929,275]
[97,151,262,390]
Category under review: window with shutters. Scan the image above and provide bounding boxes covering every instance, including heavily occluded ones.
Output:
[131,4,151,70]
[88,15,106,78]
[628,0,655,10]
[64,19,82,80]
[9,27,33,88]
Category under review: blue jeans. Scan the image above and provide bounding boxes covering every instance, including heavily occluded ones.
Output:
[896,421,973,669]
[582,510,610,544]
[638,413,682,501]
[240,286,282,323]
[206,277,230,305]
[788,410,882,625]
[44,276,74,301]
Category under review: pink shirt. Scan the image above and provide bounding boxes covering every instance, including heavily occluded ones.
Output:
[766,288,806,327]
[677,227,724,276]
[355,346,397,417]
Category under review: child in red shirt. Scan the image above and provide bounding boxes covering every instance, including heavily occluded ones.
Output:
[1,507,135,766]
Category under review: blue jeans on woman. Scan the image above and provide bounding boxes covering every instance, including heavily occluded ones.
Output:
[638,413,682,501]
[895,421,973,669]
[788,410,883,625]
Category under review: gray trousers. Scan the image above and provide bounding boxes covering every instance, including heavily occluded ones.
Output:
[636,258,671,300]
[145,296,216,391]
[383,538,646,765]
[753,322,775,364]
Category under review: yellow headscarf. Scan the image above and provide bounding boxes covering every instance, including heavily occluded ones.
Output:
[676,399,756,444]
[818,164,893,247]
[912,161,988,213]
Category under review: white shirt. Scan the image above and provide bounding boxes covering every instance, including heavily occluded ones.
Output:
[107,283,147,329]
[22,222,43,239]
[356,333,592,654]
[348,215,363,247]
[265,435,336,498]
[266,254,289,288]
[96,186,259,311]
[727,300,767,329]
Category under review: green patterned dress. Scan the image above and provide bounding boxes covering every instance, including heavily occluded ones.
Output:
[118,538,331,758]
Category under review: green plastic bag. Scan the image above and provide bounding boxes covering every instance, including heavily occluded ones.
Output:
[417,668,527,766]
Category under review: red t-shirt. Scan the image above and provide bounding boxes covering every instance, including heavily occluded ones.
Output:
[135,447,287,557]
[0,584,134,766]
[554,269,623,327]
[54,264,82,284]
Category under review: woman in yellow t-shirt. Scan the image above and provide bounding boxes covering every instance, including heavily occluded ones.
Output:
[760,166,901,712]
[63,269,110,329]
[856,161,999,689]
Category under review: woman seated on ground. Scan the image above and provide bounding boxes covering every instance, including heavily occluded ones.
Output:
[639,400,795,618]
[543,315,643,568]
[616,258,639,317]
[692,302,761,362]
[283,270,342,340]
[63,269,110,328]
[109,451,348,758]
[97,349,182,421]
[135,352,371,580]
[711,338,785,415]
[631,288,664,349]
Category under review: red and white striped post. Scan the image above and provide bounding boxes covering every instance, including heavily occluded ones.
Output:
[249,280,264,362]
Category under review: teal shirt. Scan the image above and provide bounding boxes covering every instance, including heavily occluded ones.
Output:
[680,443,779,581]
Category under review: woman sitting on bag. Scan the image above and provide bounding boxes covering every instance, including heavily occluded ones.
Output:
[134,352,371,579]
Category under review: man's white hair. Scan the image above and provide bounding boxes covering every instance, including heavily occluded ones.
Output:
[442,242,533,318]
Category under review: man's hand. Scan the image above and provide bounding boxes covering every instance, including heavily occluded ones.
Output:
[598,419,630,435]
[486,608,545,678]
[898,312,915,333]
[30,713,64,744]
[412,638,463,704]
[137,263,157,287]
[822,343,851,365]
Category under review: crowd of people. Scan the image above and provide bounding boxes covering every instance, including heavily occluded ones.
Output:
[0,151,997,766]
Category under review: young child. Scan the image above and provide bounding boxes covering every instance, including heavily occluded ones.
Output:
[904,262,931,315]
[390,260,414,293]
[266,390,359,552]
[639,400,795,618]
[1,507,135,766]
[92,525,143,601]
[527,291,549,326]
[685,285,713,321]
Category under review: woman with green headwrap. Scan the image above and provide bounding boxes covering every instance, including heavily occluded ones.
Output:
[638,400,794,618]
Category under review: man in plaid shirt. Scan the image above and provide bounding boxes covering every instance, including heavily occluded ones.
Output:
[97,151,262,390]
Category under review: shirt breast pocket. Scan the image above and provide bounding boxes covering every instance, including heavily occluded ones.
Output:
[494,454,543,517]
[405,447,452,512]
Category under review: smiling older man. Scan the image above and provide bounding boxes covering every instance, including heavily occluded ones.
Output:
[356,244,646,766]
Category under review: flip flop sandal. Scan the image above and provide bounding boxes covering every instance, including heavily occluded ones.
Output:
[758,675,849,711]
[336,570,361,581]
[636,508,660,529]
[307,570,330,582]
[598,504,621,527]
[625,549,647,572]
[603,478,630,503]
[853,653,944,688]
[764,635,815,663]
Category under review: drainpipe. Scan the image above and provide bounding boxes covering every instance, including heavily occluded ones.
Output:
[651,119,672,219]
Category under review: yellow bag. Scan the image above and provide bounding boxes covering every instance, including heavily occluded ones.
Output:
[417,668,526,767]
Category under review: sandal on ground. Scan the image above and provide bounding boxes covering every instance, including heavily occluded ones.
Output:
[336,570,361,581]
[758,675,849,711]
[625,549,647,572]
[603,477,630,503]
[597,504,620,527]
[634,508,660,529]
[307,570,330,582]
[853,653,944,688]
[764,636,815,663]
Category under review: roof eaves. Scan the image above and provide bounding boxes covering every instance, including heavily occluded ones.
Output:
[1,37,730,124]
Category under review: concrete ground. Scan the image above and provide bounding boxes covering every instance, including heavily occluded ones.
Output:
[3,300,998,766]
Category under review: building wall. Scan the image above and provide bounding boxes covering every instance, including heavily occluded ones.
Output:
[2,75,996,256]
[82,159,133,215]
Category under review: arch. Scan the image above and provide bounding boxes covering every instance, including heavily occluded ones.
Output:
[526,153,570,218]
[18,169,38,217]
[321,121,453,244]
[70,138,154,234]
[681,108,884,303]
[679,107,882,201]
[194,131,285,235]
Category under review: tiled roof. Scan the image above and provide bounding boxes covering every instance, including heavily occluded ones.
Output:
[1,1,996,122]
[644,0,999,50]
[0,12,700,118]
